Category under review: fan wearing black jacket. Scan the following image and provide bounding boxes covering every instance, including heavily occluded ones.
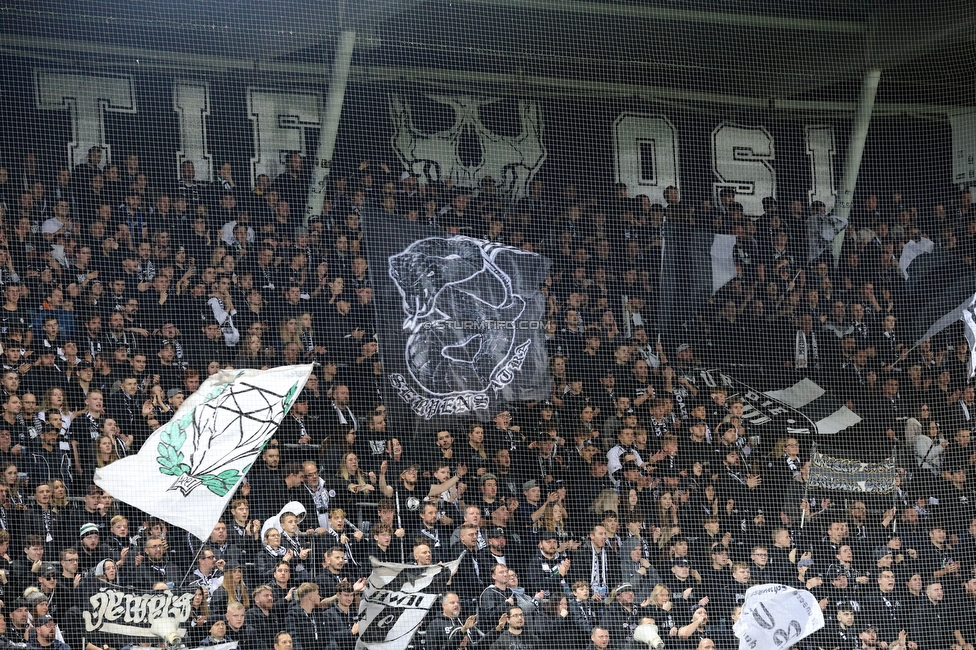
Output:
[284,582,328,650]
[130,535,179,590]
[426,591,506,650]
[863,569,912,648]
[522,530,570,597]
[568,523,620,600]
[245,585,281,650]
[322,581,360,650]
[479,564,517,626]
[451,524,487,615]
[223,602,261,650]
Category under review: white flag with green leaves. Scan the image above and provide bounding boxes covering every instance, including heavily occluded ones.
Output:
[95,365,313,540]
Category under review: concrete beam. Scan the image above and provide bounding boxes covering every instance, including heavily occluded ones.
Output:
[448,0,867,33]
[0,36,960,117]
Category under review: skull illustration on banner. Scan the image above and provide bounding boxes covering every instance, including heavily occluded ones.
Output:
[389,94,547,200]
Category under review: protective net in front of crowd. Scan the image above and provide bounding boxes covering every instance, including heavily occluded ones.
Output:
[0,2,973,650]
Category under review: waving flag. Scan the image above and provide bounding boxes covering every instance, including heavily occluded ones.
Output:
[357,557,461,650]
[903,242,976,344]
[898,236,935,276]
[95,365,313,540]
[659,223,737,337]
[762,377,861,435]
[699,368,860,437]
[734,584,824,650]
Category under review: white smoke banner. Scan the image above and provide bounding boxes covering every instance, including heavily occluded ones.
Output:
[734,584,824,650]
[364,209,552,421]
[807,451,897,493]
[82,588,195,638]
[356,558,461,650]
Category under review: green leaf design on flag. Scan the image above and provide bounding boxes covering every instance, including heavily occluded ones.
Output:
[281,382,300,414]
[156,406,242,496]
[157,370,301,498]
[156,421,188,477]
[196,469,242,497]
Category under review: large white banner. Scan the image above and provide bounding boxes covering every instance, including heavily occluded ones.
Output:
[95,365,313,540]
[950,109,976,188]
[733,584,824,650]
[83,587,194,638]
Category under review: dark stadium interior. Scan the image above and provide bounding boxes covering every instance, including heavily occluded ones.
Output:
[0,2,974,650]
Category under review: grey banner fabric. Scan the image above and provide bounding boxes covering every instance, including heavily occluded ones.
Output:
[659,223,736,339]
[363,209,552,421]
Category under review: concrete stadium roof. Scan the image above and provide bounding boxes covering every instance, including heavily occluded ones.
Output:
[0,0,972,111]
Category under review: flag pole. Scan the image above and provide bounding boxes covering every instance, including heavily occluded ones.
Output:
[890,444,900,536]
[888,340,925,370]
[395,491,404,563]
[770,269,803,314]
[800,441,817,529]
[891,486,898,535]
[178,537,208,590]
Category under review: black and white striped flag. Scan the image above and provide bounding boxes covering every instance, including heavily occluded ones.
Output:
[762,377,863,436]
[699,369,861,436]
[356,558,461,650]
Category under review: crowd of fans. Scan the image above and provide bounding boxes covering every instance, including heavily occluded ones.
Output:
[0,144,973,650]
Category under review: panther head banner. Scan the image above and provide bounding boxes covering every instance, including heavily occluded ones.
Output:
[364,209,552,421]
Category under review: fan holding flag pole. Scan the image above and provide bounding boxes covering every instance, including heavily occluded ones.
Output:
[94,365,314,541]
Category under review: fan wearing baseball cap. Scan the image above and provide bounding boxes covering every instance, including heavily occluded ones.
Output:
[522,530,570,596]
[29,615,62,650]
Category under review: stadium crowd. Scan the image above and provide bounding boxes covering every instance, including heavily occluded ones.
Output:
[0,145,972,650]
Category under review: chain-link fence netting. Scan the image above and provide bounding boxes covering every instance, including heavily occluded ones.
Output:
[0,2,974,650]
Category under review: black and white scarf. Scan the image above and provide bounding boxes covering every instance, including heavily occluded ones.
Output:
[264,544,286,559]
[84,412,101,440]
[589,544,609,593]
[326,523,359,567]
[280,532,308,574]
[333,403,358,431]
[419,526,441,549]
[794,330,819,369]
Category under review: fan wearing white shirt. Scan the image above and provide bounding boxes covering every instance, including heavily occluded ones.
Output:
[607,427,645,486]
